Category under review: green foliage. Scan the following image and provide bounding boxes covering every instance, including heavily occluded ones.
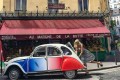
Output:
[110,20,116,28]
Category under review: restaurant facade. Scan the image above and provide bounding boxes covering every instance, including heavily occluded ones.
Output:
[0,0,111,61]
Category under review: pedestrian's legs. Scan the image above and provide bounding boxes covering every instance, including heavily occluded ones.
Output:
[89,61,103,67]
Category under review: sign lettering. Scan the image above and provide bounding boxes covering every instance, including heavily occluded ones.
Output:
[1,36,16,40]
[0,33,110,40]
[29,36,34,39]
[37,35,52,39]
[65,35,70,38]
[48,3,65,9]
[56,35,61,39]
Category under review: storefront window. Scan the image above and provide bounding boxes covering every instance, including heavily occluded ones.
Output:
[82,38,105,52]
[2,39,52,60]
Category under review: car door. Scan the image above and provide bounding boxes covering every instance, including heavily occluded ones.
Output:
[47,46,63,70]
[28,46,47,72]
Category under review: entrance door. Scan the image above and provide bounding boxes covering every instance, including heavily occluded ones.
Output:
[47,46,63,70]
[28,46,47,72]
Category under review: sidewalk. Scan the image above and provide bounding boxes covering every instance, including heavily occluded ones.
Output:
[86,62,120,71]
[84,50,120,71]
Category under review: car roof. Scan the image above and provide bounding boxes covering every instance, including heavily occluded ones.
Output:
[36,43,67,48]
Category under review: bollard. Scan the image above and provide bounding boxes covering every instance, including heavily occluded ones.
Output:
[95,50,99,68]
[114,50,117,65]
[111,50,117,65]
[94,46,99,68]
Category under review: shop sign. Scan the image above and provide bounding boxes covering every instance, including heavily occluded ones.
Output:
[86,34,104,38]
[1,36,16,40]
[92,33,110,38]
[0,34,110,40]
[48,3,65,9]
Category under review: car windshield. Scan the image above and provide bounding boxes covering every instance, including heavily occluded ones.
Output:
[66,42,75,52]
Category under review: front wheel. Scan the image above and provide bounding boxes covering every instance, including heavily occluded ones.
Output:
[64,70,77,79]
[8,68,21,80]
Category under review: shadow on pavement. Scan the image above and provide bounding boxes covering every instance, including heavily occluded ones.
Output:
[90,73,105,76]
[22,74,93,80]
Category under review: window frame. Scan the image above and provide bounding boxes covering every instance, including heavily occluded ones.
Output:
[15,0,27,11]
[78,0,89,11]
[33,46,46,57]
[48,0,59,13]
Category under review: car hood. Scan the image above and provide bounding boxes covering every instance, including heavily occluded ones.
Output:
[5,56,29,65]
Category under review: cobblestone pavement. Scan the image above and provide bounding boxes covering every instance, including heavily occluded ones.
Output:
[1,69,120,80]
[89,67,120,80]
[99,71,120,80]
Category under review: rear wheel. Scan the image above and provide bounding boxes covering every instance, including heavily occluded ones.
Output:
[64,70,77,79]
[8,68,21,80]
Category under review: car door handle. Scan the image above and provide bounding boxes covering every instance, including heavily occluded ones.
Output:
[45,57,47,60]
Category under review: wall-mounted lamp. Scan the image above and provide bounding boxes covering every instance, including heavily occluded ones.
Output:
[3,6,5,9]
[65,7,70,10]
[46,7,48,10]
[3,6,5,11]
[36,6,38,12]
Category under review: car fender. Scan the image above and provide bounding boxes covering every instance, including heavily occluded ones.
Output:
[4,63,27,75]
[61,57,85,71]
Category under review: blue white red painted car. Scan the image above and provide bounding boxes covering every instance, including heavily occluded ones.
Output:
[4,43,85,80]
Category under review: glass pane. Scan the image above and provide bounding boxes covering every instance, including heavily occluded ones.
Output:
[61,46,72,55]
[34,47,46,57]
[84,0,89,10]
[78,0,83,11]
[54,0,58,4]
[16,0,20,10]
[22,0,26,11]
[48,47,61,56]
[48,0,52,3]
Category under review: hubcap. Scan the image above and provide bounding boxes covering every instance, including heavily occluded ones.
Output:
[65,71,75,78]
[9,69,19,80]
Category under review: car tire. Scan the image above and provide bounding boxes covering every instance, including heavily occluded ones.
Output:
[64,70,77,79]
[8,67,21,80]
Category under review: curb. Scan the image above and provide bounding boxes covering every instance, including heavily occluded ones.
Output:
[88,65,120,71]
[78,65,120,72]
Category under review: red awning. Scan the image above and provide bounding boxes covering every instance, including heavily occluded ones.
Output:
[0,19,110,35]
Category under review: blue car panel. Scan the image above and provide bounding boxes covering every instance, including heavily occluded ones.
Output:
[28,58,47,72]
[15,59,28,72]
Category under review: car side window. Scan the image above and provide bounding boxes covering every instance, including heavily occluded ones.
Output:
[33,47,46,57]
[61,46,72,55]
[47,47,61,56]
